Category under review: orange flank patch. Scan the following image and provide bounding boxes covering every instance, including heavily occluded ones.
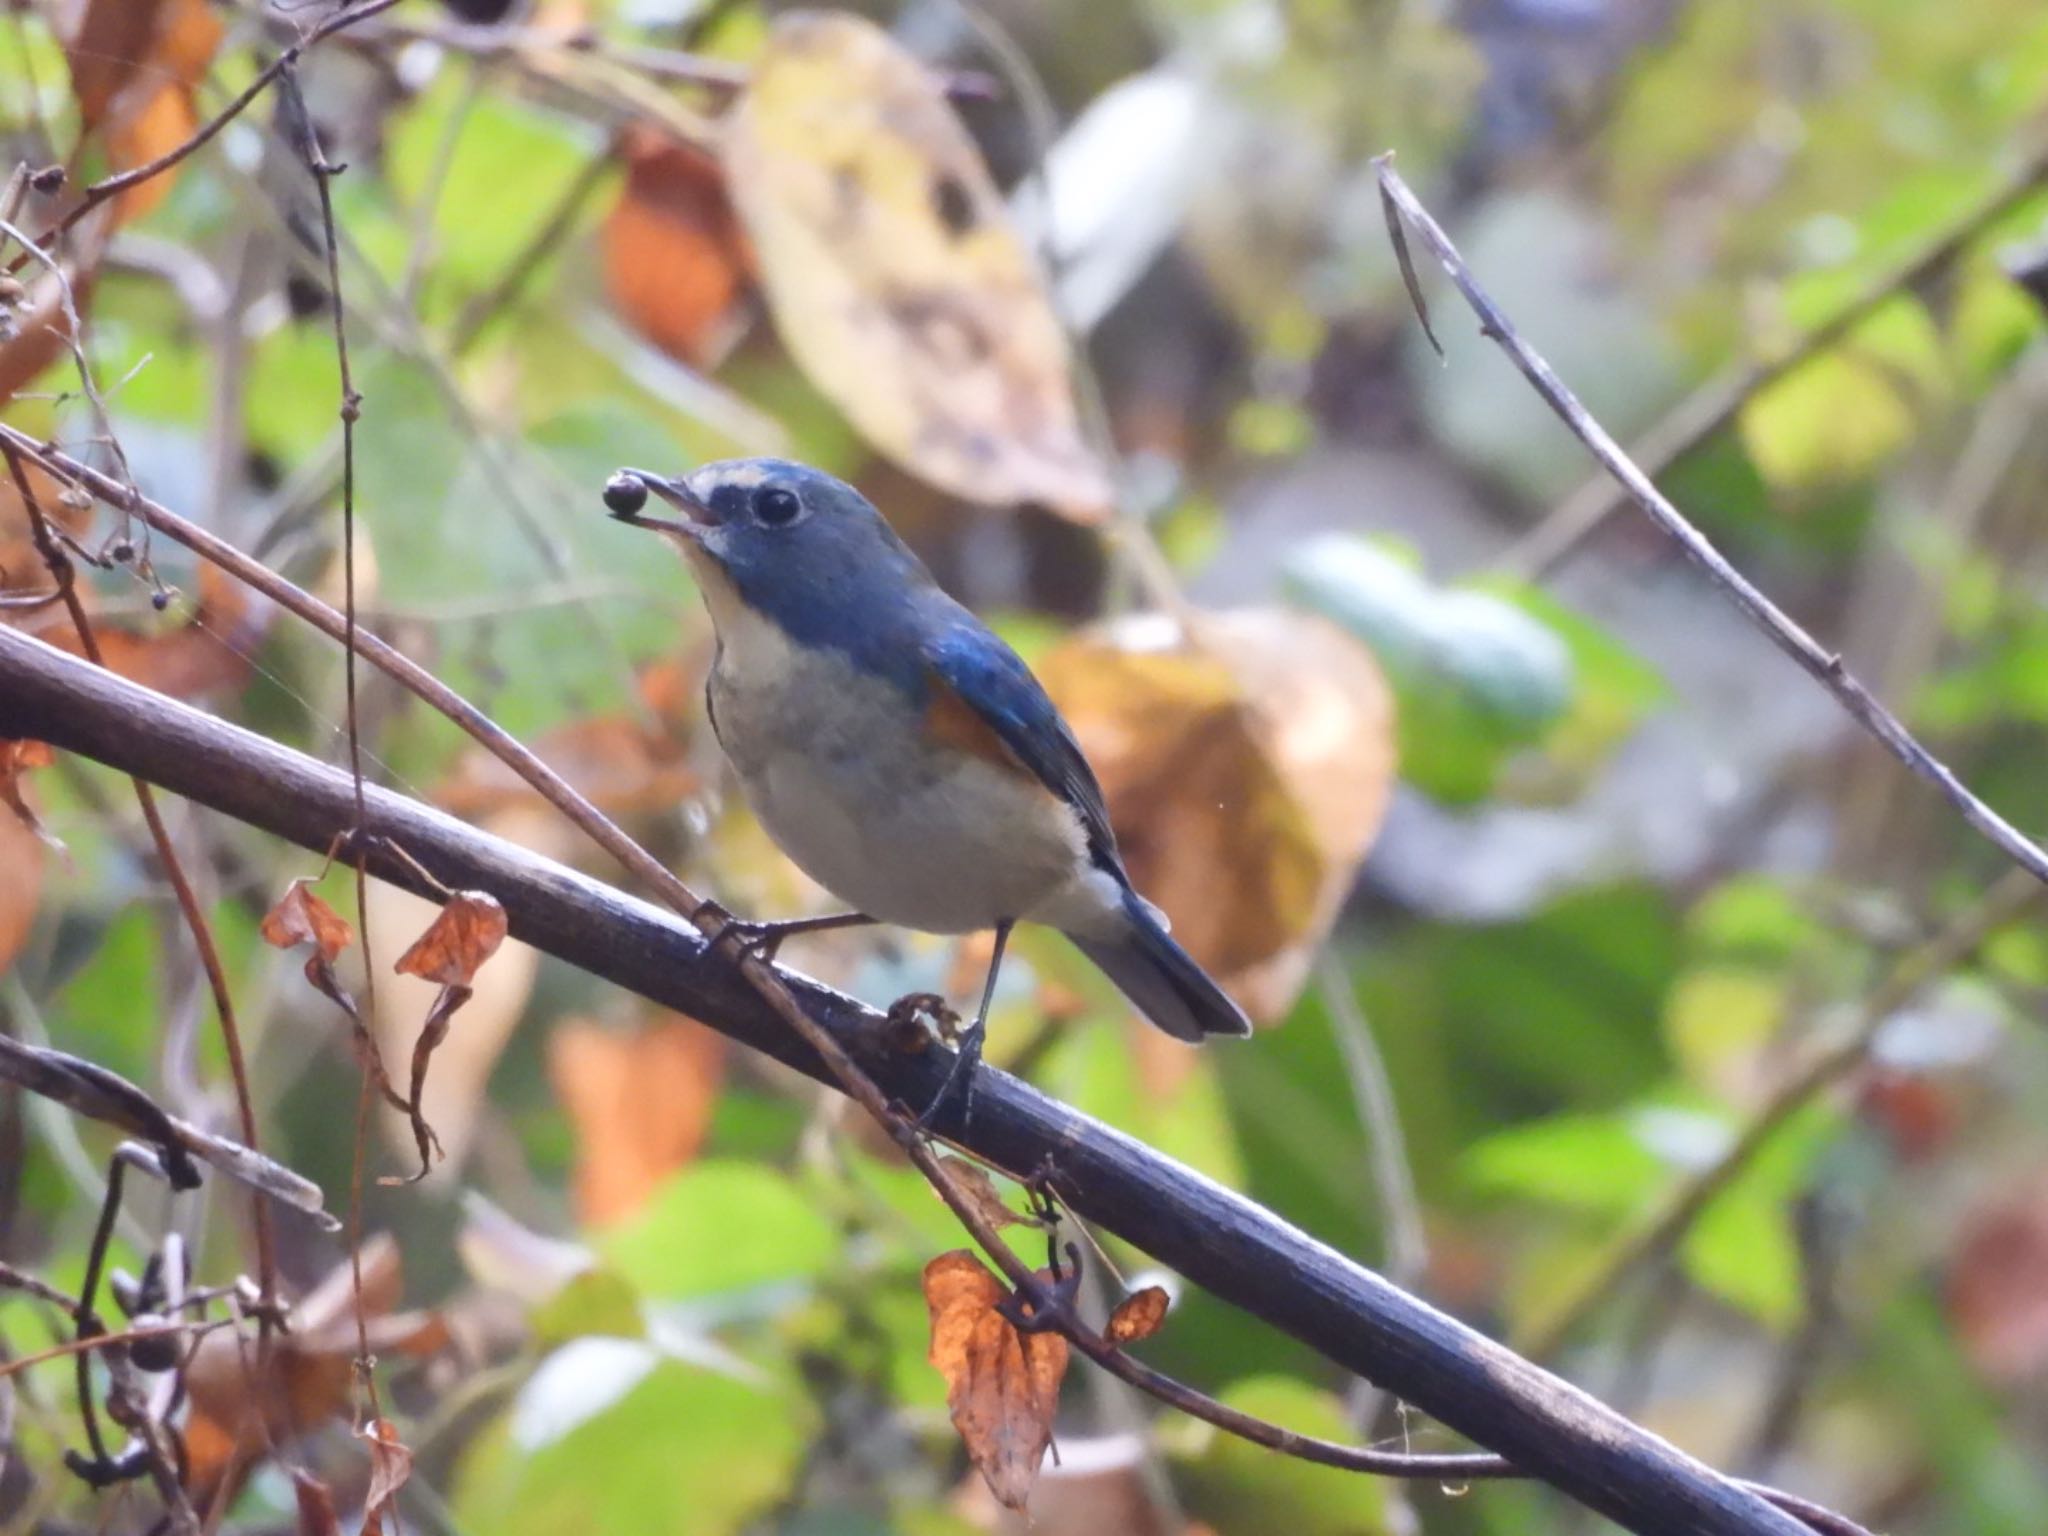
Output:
[923,672,1031,777]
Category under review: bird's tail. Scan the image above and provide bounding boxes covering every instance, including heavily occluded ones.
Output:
[1066,890,1253,1042]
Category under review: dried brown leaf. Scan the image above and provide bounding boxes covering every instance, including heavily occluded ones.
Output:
[436,699,699,822]
[1949,1179,2048,1382]
[380,889,511,1183]
[1039,609,1395,1022]
[360,855,541,1175]
[924,1249,1070,1512]
[394,890,508,987]
[723,13,1108,519]
[358,1418,414,1536]
[604,126,753,368]
[548,1012,727,1225]
[260,878,353,965]
[1102,1286,1169,1345]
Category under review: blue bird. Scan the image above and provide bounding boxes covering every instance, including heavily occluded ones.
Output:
[602,457,1251,1112]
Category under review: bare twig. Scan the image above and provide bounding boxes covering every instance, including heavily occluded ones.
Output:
[0,1318,232,1384]
[276,53,395,1401]
[1524,868,2040,1358]
[1496,139,2048,579]
[1375,158,2048,890]
[1318,955,1427,1287]
[0,1035,336,1226]
[0,1261,81,1312]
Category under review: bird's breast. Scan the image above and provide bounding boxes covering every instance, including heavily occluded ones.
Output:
[703,605,1096,933]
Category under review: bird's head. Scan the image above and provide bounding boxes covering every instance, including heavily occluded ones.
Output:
[604,457,929,632]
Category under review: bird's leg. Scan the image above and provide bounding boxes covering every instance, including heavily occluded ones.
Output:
[917,920,1012,1134]
[713,910,875,965]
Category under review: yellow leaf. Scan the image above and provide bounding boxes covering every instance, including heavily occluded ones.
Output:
[1040,610,1395,1021]
[722,13,1109,519]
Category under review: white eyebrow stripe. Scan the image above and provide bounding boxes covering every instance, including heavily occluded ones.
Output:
[689,463,769,497]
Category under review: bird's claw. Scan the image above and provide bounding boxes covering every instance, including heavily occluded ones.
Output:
[711,917,795,965]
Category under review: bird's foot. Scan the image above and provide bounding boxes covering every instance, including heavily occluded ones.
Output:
[914,1020,984,1135]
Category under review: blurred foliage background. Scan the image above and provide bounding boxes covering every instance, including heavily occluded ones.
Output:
[6,0,2048,1532]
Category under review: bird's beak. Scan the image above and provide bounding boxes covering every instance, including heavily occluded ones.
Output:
[605,468,720,538]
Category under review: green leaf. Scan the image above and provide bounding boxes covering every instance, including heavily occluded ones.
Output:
[246,323,353,463]
[386,71,600,303]
[1461,1111,1664,1216]
[1172,1376,1389,1536]
[599,1160,837,1301]
[531,1268,646,1345]
[53,906,161,1083]
[1680,1185,1800,1328]
[1687,875,1827,960]
[454,1352,805,1536]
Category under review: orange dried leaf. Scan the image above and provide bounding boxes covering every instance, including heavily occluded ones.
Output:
[107,79,195,224]
[923,1249,1070,1511]
[363,867,541,1175]
[723,13,1109,519]
[604,127,753,369]
[381,891,509,1180]
[548,1013,728,1225]
[0,743,49,977]
[394,890,508,987]
[1103,1286,1169,1345]
[66,0,222,223]
[260,878,353,964]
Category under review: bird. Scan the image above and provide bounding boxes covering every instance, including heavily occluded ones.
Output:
[602,456,1251,1116]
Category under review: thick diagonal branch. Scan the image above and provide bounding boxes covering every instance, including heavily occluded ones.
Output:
[0,625,1813,1536]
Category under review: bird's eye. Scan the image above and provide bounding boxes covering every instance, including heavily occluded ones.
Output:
[753,486,803,527]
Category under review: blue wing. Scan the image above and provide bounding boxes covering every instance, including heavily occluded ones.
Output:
[922,619,1122,873]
